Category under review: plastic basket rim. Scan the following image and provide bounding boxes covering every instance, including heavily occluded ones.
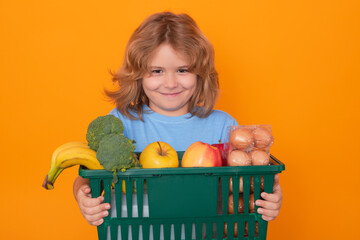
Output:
[79,154,285,178]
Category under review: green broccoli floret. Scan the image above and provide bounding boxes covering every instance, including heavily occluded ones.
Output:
[96,133,136,183]
[86,115,124,151]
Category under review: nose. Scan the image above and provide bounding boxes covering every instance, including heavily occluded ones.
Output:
[163,73,178,88]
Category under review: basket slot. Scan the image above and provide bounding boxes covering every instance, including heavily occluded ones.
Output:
[243,175,251,213]
[221,176,230,215]
[143,190,149,218]
[124,178,133,218]
[135,179,144,218]
[114,180,122,218]
[178,223,185,240]
[232,175,240,215]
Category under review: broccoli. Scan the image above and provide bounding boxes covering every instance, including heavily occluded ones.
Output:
[96,133,136,182]
[86,115,124,151]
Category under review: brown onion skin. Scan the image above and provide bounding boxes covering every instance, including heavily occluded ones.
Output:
[229,176,264,193]
[229,176,244,193]
[224,222,260,238]
[250,150,270,165]
[225,194,259,237]
[230,128,255,150]
[227,150,251,166]
[249,193,255,213]
[253,127,274,148]
[228,193,245,214]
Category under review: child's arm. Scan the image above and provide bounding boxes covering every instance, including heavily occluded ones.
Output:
[73,176,111,226]
[255,174,282,221]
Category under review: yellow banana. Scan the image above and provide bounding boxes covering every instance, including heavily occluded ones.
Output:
[51,141,87,161]
[43,141,104,190]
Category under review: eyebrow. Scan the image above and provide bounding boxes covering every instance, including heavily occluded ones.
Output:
[149,65,189,68]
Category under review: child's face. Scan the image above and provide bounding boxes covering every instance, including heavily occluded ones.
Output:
[142,43,197,116]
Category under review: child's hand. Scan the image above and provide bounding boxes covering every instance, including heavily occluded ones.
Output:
[76,184,111,226]
[255,174,282,221]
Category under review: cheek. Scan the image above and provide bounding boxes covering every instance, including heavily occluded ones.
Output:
[142,77,160,91]
[182,75,197,90]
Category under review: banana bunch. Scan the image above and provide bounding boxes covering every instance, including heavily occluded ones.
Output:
[42,141,104,190]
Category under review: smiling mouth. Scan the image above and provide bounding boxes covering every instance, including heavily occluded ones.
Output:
[161,92,180,97]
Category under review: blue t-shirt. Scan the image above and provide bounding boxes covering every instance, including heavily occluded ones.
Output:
[109,105,238,152]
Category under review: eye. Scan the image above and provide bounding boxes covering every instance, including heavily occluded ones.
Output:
[178,68,188,73]
[151,69,163,74]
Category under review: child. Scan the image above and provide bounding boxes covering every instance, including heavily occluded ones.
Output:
[73,11,282,227]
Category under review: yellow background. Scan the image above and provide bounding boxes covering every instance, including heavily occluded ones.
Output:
[1,0,359,239]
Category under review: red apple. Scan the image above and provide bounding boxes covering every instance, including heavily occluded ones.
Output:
[181,141,222,167]
[211,140,227,166]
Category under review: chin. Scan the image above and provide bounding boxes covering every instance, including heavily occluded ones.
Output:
[152,104,189,116]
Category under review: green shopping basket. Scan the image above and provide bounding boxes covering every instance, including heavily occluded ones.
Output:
[79,152,285,240]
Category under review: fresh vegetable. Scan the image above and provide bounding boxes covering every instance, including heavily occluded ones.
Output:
[224,193,257,237]
[229,127,255,150]
[227,150,251,166]
[250,150,270,165]
[96,133,136,182]
[229,176,244,193]
[252,126,274,148]
[86,115,124,151]
[224,221,258,238]
[229,176,264,193]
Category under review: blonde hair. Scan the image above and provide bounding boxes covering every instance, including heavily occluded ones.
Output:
[106,12,219,120]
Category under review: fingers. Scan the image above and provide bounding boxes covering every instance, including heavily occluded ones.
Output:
[255,175,283,221]
[77,184,92,199]
[261,214,277,221]
[82,185,91,194]
[90,218,104,226]
[273,174,280,186]
[84,206,110,226]
[82,195,105,208]
[76,187,111,226]
[273,174,281,191]
[256,197,280,221]
[81,197,111,226]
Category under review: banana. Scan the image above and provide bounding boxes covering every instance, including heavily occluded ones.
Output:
[50,141,87,164]
[43,141,104,190]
